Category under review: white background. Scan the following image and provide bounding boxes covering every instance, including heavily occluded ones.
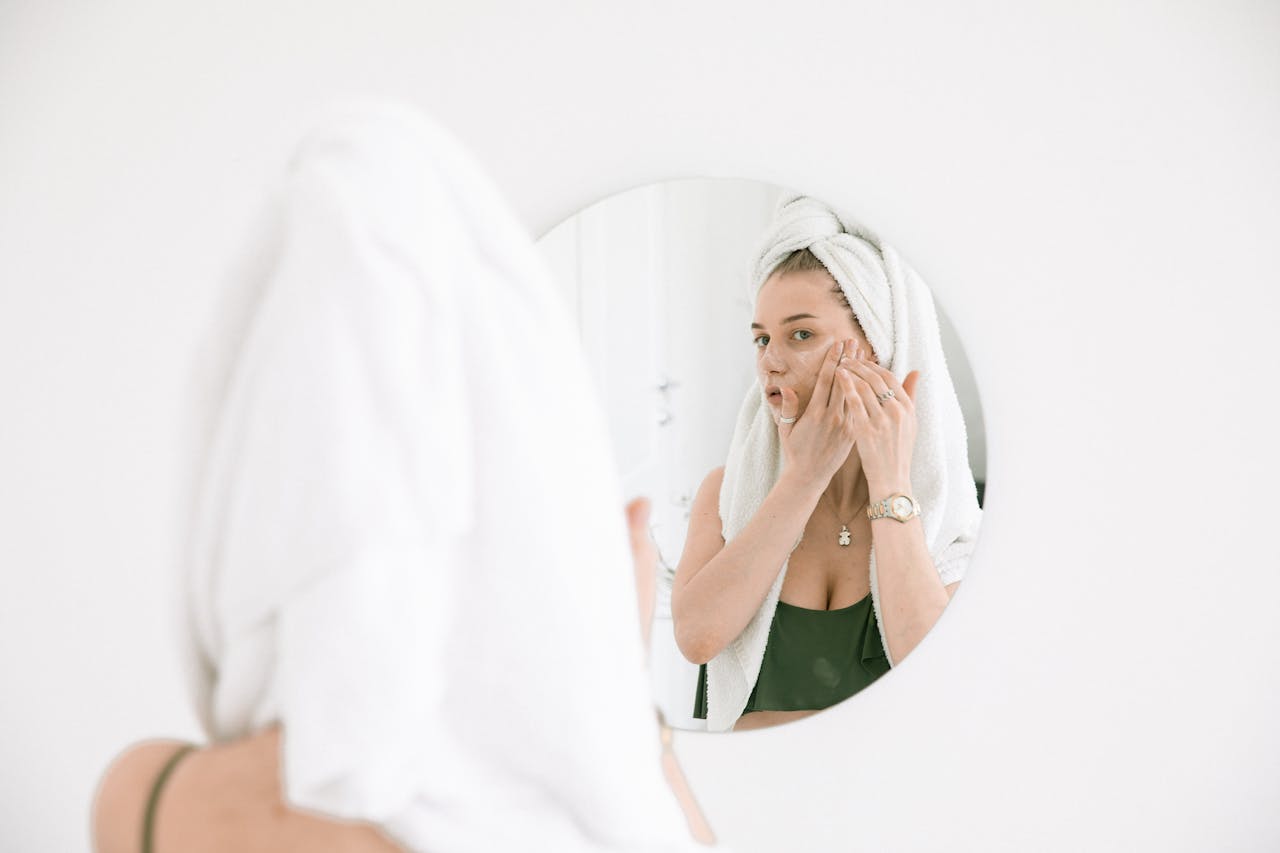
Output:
[1,2,1277,852]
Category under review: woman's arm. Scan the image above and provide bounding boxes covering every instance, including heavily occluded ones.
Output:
[670,465,825,665]
[625,497,659,649]
[863,495,956,664]
[625,497,717,846]
[672,342,861,665]
[843,356,959,664]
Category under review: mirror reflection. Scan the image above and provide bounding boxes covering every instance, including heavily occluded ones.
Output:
[539,180,985,732]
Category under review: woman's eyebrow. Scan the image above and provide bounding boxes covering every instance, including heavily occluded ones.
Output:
[750,313,818,330]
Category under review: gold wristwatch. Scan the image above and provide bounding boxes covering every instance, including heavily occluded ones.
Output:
[866,493,921,522]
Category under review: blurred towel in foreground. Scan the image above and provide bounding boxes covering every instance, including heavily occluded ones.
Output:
[183,102,704,853]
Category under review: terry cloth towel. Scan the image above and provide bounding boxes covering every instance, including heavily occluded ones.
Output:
[704,194,983,733]
[183,102,705,853]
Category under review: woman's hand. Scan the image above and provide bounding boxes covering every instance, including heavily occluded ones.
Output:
[625,497,658,648]
[840,350,921,492]
[773,340,860,484]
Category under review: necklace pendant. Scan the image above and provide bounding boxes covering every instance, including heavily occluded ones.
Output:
[838,525,852,546]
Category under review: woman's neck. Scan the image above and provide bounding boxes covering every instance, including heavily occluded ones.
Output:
[823,451,869,517]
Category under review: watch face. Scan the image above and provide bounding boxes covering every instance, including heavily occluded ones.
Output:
[891,496,913,518]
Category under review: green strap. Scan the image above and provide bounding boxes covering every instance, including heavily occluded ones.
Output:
[141,744,196,853]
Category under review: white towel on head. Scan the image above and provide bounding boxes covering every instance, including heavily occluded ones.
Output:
[184,102,705,852]
[705,194,982,733]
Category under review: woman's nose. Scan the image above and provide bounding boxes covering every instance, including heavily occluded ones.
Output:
[760,342,786,372]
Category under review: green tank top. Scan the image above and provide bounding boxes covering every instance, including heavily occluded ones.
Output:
[693,592,890,720]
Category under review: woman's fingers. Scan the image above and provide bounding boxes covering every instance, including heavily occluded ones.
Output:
[828,339,863,417]
[846,359,894,413]
[841,356,920,484]
[838,364,872,428]
[855,360,917,411]
[826,347,848,416]
[625,496,651,543]
[847,364,887,418]
[858,360,916,410]
[776,386,800,435]
[811,341,844,412]
[624,497,657,646]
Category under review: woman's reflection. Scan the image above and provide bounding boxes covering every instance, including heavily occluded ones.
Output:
[671,196,983,732]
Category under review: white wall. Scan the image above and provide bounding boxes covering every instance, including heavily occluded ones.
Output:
[1,2,1277,852]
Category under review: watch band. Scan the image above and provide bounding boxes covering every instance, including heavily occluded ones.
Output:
[866,493,921,522]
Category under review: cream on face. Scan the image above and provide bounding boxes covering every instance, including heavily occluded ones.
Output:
[751,269,872,417]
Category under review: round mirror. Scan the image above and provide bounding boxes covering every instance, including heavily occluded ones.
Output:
[538,178,986,733]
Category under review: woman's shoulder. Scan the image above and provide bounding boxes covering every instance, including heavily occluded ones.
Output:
[698,466,726,494]
[686,467,727,524]
[93,738,195,853]
[93,728,407,853]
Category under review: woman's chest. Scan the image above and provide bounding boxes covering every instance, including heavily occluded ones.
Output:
[779,514,872,610]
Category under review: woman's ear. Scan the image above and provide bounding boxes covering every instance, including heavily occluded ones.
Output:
[851,320,876,363]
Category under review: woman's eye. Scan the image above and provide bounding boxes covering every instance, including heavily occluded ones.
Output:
[753,334,769,348]
[791,329,814,341]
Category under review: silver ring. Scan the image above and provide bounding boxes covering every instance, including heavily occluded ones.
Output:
[876,389,896,403]
[779,415,797,424]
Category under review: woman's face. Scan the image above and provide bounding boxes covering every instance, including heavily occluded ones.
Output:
[751,269,873,418]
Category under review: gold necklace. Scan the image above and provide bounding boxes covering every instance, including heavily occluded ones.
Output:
[819,493,869,547]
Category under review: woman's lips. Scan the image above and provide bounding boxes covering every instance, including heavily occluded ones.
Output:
[765,385,783,403]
